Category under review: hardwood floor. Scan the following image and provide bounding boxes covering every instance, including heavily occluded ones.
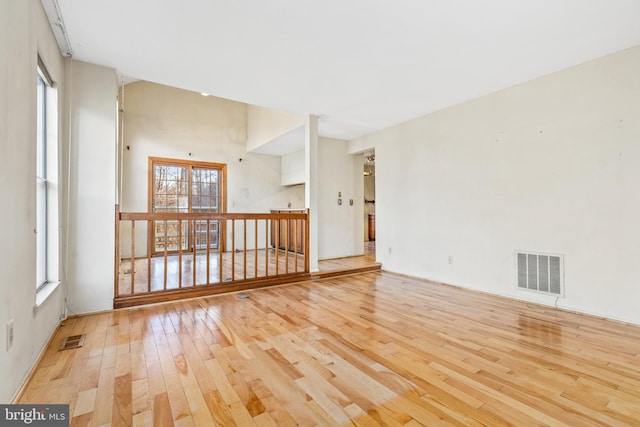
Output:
[17,271,640,426]
[314,242,379,279]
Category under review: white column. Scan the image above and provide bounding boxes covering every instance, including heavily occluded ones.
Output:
[305,115,319,272]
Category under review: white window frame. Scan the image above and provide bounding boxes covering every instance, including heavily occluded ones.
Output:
[36,57,59,295]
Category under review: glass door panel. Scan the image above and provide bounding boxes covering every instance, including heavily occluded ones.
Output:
[192,167,220,250]
[152,165,189,253]
[150,161,224,254]
[153,220,189,252]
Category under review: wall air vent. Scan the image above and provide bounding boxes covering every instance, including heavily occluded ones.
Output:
[516,251,564,297]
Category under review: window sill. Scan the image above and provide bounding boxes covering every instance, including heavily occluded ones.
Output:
[34,281,62,312]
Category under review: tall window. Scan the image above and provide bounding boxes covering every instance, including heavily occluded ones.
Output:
[149,157,226,254]
[36,59,58,290]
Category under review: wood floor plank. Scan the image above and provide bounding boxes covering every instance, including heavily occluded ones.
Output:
[71,412,93,427]
[16,271,640,426]
[91,365,115,426]
[183,384,216,427]
[73,387,97,417]
[343,403,384,427]
[164,373,192,424]
[131,411,153,427]
[152,392,174,427]
[252,411,279,427]
[144,355,166,400]
[131,378,151,416]
[130,340,147,382]
[228,400,258,426]
[203,390,234,427]
[296,376,350,425]
[227,372,266,417]
[112,373,133,427]
[79,355,102,392]
[246,380,298,427]
[247,348,316,426]
[205,358,241,405]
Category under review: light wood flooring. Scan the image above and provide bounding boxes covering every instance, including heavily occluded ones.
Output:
[17,270,640,426]
[315,242,378,278]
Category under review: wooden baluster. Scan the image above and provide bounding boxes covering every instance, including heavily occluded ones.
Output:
[275,218,279,276]
[254,219,258,279]
[178,219,183,288]
[206,220,210,285]
[147,220,151,293]
[231,219,235,281]
[114,205,120,298]
[285,217,289,274]
[294,218,298,273]
[243,219,247,280]
[163,220,168,290]
[218,219,223,284]
[192,219,197,286]
[265,219,269,277]
[304,210,310,273]
[130,220,135,295]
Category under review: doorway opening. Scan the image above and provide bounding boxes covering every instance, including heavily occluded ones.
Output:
[364,152,375,257]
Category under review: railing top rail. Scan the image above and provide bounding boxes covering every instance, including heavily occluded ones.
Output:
[119,211,309,221]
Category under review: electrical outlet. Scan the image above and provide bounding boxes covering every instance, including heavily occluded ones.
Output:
[6,319,14,351]
[448,256,453,264]
[388,247,392,255]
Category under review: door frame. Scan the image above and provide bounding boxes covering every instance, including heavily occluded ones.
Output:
[148,156,227,256]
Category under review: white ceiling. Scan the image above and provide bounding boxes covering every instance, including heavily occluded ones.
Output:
[54,0,640,141]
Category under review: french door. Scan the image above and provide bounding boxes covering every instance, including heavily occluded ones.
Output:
[149,157,226,255]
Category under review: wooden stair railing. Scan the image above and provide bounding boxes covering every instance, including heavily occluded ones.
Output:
[114,208,310,308]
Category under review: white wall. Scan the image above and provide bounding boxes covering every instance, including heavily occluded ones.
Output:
[246,104,305,152]
[120,81,304,254]
[66,60,118,314]
[0,0,66,402]
[350,46,640,325]
[318,137,364,259]
[281,149,305,185]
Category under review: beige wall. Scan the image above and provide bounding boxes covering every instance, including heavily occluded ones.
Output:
[0,0,67,402]
[120,81,304,255]
[351,45,640,325]
[317,137,364,259]
[247,104,305,152]
[281,149,305,185]
[66,60,118,314]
